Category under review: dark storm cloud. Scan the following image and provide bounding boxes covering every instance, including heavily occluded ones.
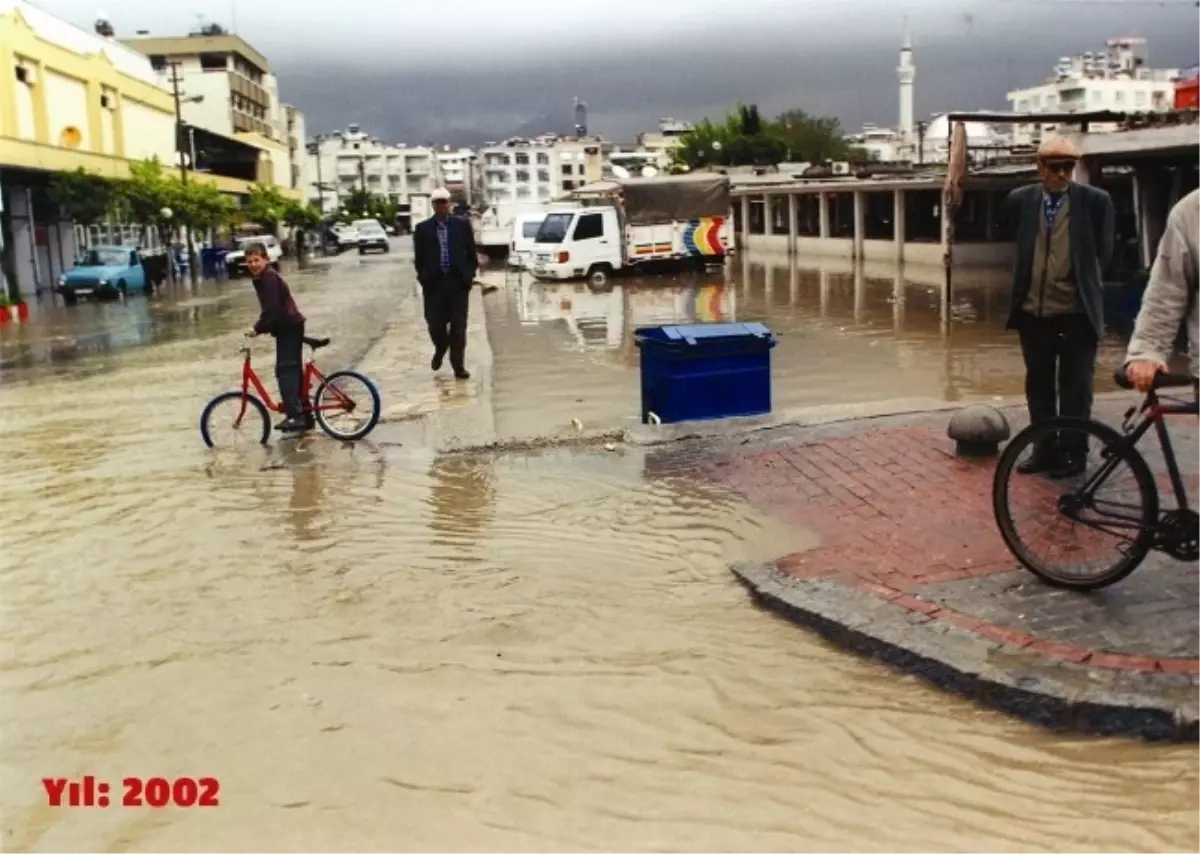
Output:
[34,0,1200,145]
[275,0,1198,145]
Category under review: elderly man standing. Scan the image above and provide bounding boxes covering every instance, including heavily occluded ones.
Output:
[1006,136,1116,477]
[414,188,479,380]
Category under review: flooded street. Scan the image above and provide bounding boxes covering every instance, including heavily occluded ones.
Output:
[486,253,1129,441]
[1,249,1195,852]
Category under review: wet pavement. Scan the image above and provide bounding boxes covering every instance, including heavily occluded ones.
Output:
[1,247,1196,852]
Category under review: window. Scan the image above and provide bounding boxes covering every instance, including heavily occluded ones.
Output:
[535,213,573,243]
[515,153,529,165]
[149,55,166,71]
[199,53,227,71]
[536,153,549,165]
[561,165,572,176]
[1115,91,1126,105]
[572,212,603,240]
[562,180,575,190]
[515,169,530,183]
[577,164,586,175]
[1134,91,1147,107]
[537,169,550,183]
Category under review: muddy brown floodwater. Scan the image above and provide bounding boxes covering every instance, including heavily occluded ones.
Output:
[484,254,1130,441]
[0,251,1196,852]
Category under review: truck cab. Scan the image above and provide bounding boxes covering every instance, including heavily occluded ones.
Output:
[529,206,623,284]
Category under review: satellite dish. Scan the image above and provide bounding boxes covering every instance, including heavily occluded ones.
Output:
[641,165,659,178]
[611,165,631,179]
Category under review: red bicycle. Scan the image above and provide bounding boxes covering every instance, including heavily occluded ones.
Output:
[199,334,381,448]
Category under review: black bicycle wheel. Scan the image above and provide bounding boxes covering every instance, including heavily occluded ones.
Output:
[993,416,1158,590]
[313,370,381,441]
[200,391,271,449]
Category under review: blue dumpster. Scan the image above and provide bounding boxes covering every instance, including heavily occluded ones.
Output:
[634,322,776,425]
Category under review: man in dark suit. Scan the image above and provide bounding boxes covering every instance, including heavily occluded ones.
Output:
[413,188,478,380]
[1005,136,1115,478]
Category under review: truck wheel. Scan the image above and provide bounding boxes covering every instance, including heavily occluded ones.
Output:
[587,265,611,288]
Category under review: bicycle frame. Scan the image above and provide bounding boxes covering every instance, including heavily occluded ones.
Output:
[234,340,357,421]
[1069,386,1197,539]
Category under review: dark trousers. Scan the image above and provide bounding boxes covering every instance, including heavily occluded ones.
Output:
[1017,312,1097,455]
[422,272,470,370]
[274,323,306,420]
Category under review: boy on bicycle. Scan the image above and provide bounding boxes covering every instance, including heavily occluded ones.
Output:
[244,243,309,433]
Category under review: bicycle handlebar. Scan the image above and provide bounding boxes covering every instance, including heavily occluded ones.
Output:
[1113,364,1197,391]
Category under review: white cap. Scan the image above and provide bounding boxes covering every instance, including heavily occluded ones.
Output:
[431,187,451,201]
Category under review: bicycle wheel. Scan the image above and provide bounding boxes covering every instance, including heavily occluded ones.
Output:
[993,416,1158,590]
[312,370,381,441]
[200,391,271,449]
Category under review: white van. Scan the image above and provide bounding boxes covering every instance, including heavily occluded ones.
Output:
[508,212,547,268]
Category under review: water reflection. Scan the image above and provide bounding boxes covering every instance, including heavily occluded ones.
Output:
[427,453,497,546]
[487,253,1128,441]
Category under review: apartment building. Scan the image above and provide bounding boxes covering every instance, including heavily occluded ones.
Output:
[282,104,307,194]
[307,124,443,222]
[436,146,478,205]
[480,135,602,207]
[1007,37,1182,146]
[121,26,277,139]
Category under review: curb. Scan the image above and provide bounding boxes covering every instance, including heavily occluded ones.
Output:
[731,560,1199,742]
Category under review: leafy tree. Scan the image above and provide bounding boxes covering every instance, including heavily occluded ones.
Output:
[282,200,321,230]
[773,109,852,163]
[48,168,118,227]
[243,183,290,235]
[338,187,374,222]
[670,104,854,171]
[176,180,236,235]
[113,158,180,234]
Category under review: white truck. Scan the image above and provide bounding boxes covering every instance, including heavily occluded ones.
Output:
[476,202,548,259]
[528,174,732,285]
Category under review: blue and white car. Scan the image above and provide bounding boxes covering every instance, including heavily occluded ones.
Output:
[57,245,148,304]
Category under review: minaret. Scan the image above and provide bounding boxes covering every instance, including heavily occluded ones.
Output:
[897,22,915,154]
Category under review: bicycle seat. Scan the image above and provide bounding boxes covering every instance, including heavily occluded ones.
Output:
[304,336,331,350]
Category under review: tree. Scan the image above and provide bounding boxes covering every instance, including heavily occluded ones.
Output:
[176,180,236,235]
[338,187,374,222]
[772,109,853,164]
[282,200,321,230]
[671,103,853,172]
[113,158,180,237]
[48,168,118,228]
[243,183,290,235]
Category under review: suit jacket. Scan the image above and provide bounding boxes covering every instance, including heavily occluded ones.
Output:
[413,214,478,287]
[1005,181,1116,337]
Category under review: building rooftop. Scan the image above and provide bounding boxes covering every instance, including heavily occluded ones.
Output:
[120,31,270,73]
[1,0,162,85]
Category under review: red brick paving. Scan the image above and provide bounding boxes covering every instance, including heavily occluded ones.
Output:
[681,401,1200,678]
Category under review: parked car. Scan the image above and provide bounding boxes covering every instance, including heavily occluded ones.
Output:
[508,211,547,269]
[57,245,148,304]
[224,234,282,277]
[331,225,360,253]
[354,219,390,254]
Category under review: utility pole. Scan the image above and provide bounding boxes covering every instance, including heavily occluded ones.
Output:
[916,120,928,166]
[309,134,328,256]
[167,61,197,283]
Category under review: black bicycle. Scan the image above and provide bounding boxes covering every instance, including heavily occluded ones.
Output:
[993,365,1198,590]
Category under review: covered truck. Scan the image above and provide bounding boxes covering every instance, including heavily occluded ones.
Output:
[528,174,732,284]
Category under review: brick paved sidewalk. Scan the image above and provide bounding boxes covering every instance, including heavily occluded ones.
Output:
[644,399,1199,741]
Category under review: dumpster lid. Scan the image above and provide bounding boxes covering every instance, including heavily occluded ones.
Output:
[636,322,772,345]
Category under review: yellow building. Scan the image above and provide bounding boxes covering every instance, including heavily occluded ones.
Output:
[0,1,295,295]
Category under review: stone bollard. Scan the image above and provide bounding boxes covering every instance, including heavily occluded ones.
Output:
[947,405,1011,458]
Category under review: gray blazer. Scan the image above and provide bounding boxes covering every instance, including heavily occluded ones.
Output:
[1005,181,1116,337]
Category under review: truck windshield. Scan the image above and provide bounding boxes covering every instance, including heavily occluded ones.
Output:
[535,213,574,244]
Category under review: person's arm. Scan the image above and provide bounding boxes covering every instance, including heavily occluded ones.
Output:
[1094,189,1116,274]
[412,223,425,279]
[253,270,282,335]
[1125,210,1194,375]
[463,219,479,281]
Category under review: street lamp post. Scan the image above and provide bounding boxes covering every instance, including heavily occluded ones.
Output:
[308,134,328,255]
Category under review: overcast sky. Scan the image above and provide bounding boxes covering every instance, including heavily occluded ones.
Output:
[28,0,1200,145]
